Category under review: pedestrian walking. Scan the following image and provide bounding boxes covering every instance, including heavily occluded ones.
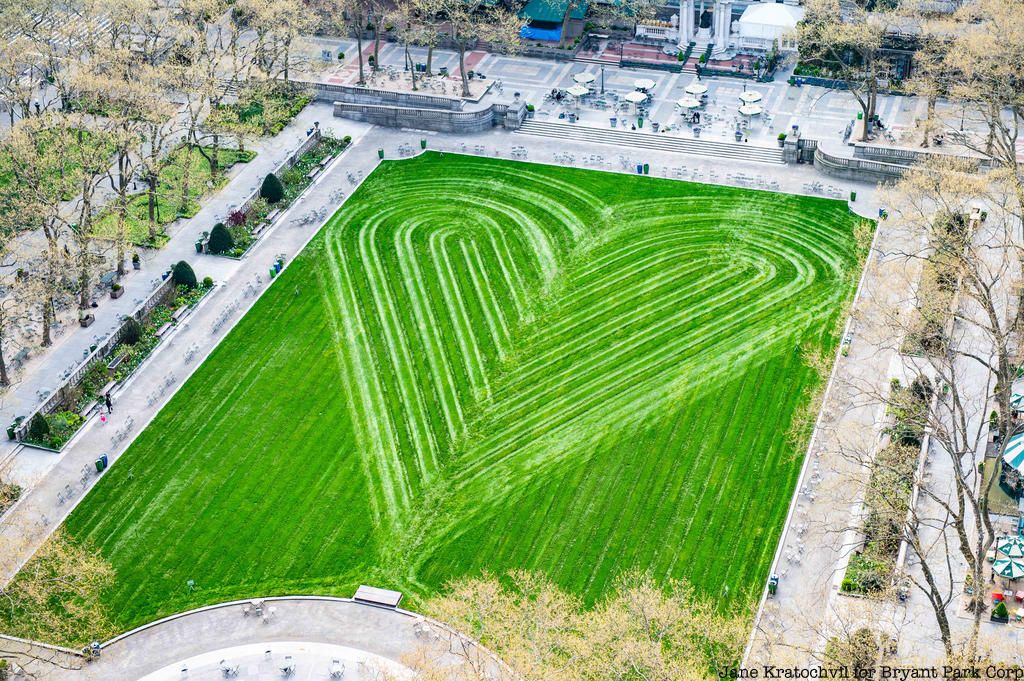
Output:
[105,393,113,414]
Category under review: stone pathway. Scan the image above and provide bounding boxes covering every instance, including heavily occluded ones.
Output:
[59,598,473,680]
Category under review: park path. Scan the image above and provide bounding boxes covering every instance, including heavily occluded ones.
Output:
[0,103,356,487]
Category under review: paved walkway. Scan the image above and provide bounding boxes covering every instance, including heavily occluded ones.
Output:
[53,598,477,680]
[0,104,354,488]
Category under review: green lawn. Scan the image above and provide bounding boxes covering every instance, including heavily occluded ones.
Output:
[92,146,255,247]
[59,153,866,635]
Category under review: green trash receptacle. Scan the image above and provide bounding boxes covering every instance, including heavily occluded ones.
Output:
[850,191,857,202]
[269,267,277,279]
[420,139,427,150]
[194,241,203,253]
[95,458,105,473]
[637,117,644,128]
[378,148,385,159]
[857,111,863,120]
[6,424,15,440]
[643,163,650,175]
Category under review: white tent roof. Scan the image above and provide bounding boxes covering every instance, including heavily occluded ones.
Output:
[738,3,804,40]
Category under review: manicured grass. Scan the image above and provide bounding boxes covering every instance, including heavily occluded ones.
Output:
[91,146,255,246]
[60,153,867,635]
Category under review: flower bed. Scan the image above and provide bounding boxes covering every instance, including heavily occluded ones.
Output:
[209,134,351,258]
[21,281,214,452]
[841,377,930,595]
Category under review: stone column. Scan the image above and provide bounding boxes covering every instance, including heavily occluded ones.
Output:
[713,0,731,55]
[678,0,694,48]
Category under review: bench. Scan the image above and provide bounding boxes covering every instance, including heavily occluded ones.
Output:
[251,222,269,239]
[100,380,116,397]
[79,400,98,418]
[106,352,127,371]
[305,167,321,180]
[265,208,281,223]
[353,584,403,608]
[317,155,333,168]
[99,271,117,287]
[171,305,189,323]
[155,322,172,338]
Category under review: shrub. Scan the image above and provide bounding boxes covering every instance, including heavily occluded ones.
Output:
[343,135,352,145]
[526,104,535,112]
[259,173,285,204]
[111,283,122,292]
[778,132,787,140]
[208,223,235,254]
[227,210,247,226]
[28,413,50,441]
[121,317,143,345]
[677,51,684,61]
[337,51,345,60]
[172,261,197,289]
[203,276,214,288]
[994,600,1009,619]
[132,252,140,264]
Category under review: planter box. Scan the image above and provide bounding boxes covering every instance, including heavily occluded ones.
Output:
[111,287,124,299]
[132,260,141,270]
[79,314,95,328]
[991,614,1010,624]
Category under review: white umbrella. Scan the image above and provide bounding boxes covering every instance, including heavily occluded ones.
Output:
[573,72,595,85]
[566,85,589,98]
[634,78,656,91]
[624,91,648,104]
[739,104,763,116]
[684,82,708,95]
[676,96,701,109]
[995,557,1024,580]
[739,91,763,104]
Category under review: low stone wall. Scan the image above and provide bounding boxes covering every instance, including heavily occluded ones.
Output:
[307,82,464,111]
[332,101,526,134]
[813,145,906,183]
[852,142,991,170]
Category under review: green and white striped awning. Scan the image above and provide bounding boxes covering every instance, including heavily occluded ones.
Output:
[1011,393,1024,411]
[1002,431,1024,473]
[994,557,1024,580]
[998,536,1024,559]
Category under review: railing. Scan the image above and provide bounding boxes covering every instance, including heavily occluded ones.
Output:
[813,146,907,181]
[333,102,497,134]
[12,277,178,442]
[620,59,682,73]
[852,142,991,170]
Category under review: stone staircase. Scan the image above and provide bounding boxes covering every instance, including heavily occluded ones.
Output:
[515,120,786,164]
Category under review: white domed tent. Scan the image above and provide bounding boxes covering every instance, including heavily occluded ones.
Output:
[737,2,805,52]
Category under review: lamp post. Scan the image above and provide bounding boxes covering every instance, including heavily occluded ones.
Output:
[600,65,605,94]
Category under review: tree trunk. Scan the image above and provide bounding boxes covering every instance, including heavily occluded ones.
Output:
[923,95,936,147]
[356,29,366,85]
[406,44,417,90]
[373,24,381,71]
[459,42,470,97]
[426,45,434,76]
[560,6,573,48]
[148,172,158,237]
[42,302,52,347]
[0,348,8,387]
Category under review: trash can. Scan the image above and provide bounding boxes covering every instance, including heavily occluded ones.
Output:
[269,267,277,279]
[420,139,427,149]
[609,117,616,128]
[878,206,887,218]
[95,457,105,473]
[857,111,863,120]
[636,164,643,174]
[194,240,203,253]
[6,424,15,440]
[274,261,282,273]
[850,191,857,202]
[652,122,660,133]
[637,117,644,128]
[377,148,385,160]
[643,163,649,175]
[101,453,108,468]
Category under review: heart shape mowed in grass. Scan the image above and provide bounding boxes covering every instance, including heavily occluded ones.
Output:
[318,154,860,593]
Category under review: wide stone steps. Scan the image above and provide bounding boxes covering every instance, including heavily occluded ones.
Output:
[515,120,786,164]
